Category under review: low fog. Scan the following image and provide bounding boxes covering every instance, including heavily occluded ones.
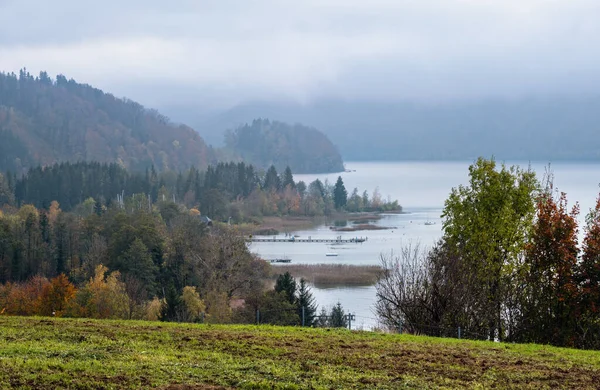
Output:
[1,0,599,108]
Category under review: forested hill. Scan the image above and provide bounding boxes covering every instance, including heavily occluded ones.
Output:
[0,70,213,174]
[224,119,344,173]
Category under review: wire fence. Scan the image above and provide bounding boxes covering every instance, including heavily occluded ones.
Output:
[189,308,492,340]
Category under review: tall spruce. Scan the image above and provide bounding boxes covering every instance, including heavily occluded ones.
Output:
[263,165,281,191]
[330,302,348,328]
[296,278,317,326]
[275,272,296,305]
[333,176,348,210]
[281,166,295,190]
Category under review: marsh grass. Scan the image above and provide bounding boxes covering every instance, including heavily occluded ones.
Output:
[0,316,599,389]
[274,264,383,287]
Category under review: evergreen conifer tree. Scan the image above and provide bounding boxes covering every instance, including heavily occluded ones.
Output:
[275,272,296,305]
[296,278,317,326]
[333,176,348,209]
[281,166,296,190]
[330,301,348,328]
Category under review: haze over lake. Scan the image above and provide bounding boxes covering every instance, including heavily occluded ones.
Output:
[250,160,600,330]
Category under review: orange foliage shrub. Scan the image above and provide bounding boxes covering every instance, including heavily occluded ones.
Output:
[39,274,76,317]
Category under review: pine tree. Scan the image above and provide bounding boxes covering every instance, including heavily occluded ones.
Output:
[94,199,103,216]
[275,272,296,305]
[281,166,295,190]
[330,302,348,328]
[119,238,158,298]
[316,307,329,327]
[161,284,183,322]
[296,278,317,326]
[263,165,280,191]
[333,176,348,210]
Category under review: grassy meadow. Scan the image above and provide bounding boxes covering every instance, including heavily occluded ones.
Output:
[1,316,599,389]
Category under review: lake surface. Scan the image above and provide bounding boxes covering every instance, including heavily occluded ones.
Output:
[249,161,600,330]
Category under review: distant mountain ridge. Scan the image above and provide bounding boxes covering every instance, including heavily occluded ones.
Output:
[182,97,600,162]
[0,70,213,173]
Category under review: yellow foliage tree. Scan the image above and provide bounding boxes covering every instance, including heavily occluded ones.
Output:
[48,201,61,224]
[182,286,206,322]
[71,265,129,319]
[204,290,231,324]
[145,297,163,321]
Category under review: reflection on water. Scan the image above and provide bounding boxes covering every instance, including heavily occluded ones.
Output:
[250,161,600,330]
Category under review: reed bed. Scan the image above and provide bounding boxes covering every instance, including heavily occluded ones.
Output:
[274,263,383,287]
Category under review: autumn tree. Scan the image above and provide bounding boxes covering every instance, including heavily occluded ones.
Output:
[346,188,364,212]
[70,265,129,319]
[520,191,579,346]
[575,194,600,348]
[39,274,76,316]
[181,286,206,322]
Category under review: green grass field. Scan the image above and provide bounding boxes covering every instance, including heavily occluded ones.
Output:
[1,317,599,389]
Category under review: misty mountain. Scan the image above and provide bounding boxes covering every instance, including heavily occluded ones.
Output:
[223,119,344,173]
[0,70,213,173]
[180,97,600,162]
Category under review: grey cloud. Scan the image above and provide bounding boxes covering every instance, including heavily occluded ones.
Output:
[0,0,599,106]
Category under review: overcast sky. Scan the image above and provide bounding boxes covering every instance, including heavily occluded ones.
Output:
[1,0,599,108]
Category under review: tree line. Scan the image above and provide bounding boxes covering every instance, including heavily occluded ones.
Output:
[376,158,600,349]
[2,161,400,221]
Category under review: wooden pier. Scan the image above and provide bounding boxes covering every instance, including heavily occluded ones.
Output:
[248,236,367,244]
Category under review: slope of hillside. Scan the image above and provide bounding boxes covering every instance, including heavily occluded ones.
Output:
[224,119,344,173]
[0,70,212,173]
[1,316,599,389]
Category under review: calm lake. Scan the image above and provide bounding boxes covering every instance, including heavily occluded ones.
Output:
[249,161,600,330]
